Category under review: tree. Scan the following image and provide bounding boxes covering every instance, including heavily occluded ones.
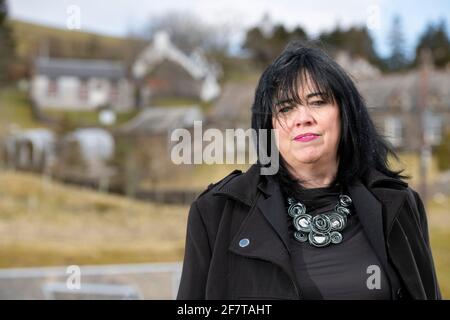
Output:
[242,27,266,61]
[291,26,308,41]
[0,0,15,85]
[386,15,409,71]
[319,26,381,67]
[243,23,308,68]
[415,20,450,68]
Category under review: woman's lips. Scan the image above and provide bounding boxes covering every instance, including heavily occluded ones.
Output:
[294,133,320,142]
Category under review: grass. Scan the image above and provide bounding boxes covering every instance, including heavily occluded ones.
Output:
[140,163,251,191]
[0,87,41,135]
[0,170,189,268]
[389,151,442,188]
[430,228,450,299]
[427,196,450,298]
[150,97,214,113]
[42,108,139,129]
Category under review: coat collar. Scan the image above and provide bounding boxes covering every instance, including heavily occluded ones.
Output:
[212,164,261,207]
[222,167,395,268]
[214,164,408,198]
[213,164,409,236]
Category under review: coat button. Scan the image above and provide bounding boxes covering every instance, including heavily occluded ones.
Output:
[239,238,250,248]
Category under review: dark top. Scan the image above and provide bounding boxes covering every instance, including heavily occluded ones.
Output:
[282,182,392,300]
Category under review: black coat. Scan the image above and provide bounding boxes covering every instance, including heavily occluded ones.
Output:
[177,164,441,300]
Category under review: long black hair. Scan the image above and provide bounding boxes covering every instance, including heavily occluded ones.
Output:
[251,41,407,195]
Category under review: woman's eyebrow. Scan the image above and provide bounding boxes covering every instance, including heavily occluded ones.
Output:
[306,92,324,99]
[275,98,294,106]
[275,92,327,107]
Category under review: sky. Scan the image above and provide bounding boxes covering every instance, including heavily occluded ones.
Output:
[8,0,450,59]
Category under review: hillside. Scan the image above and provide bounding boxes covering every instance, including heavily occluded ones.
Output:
[0,169,189,267]
[10,19,146,63]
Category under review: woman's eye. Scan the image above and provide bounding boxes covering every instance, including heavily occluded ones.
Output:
[279,105,294,113]
[310,100,326,107]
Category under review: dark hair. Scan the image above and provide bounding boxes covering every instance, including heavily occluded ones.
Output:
[251,41,407,195]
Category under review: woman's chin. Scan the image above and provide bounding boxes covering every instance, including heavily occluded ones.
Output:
[292,155,322,165]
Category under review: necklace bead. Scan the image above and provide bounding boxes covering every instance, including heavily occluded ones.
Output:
[286,194,353,248]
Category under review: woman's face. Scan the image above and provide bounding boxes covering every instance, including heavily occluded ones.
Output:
[272,76,341,169]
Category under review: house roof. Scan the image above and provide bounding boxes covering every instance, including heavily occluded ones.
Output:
[210,82,254,125]
[34,57,126,79]
[119,106,204,135]
[132,31,221,102]
[356,69,450,111]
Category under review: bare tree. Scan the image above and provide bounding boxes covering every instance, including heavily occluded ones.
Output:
[141,11,231,54]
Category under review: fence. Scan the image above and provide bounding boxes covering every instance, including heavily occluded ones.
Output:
[0,262,182,300]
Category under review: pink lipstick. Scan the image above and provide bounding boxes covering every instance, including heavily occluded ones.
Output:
[294,133,320,142]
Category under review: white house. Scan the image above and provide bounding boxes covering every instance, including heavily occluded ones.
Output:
[132,31,221,106]
[31,57,134,111]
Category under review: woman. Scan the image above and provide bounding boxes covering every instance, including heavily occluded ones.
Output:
[177,41,441,300]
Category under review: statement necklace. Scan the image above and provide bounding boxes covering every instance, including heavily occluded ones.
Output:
[286,193,353,248]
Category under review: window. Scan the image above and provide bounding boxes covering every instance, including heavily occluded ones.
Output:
[47,78,58,97]
[384,117,403,148]
[424,111,442,146]
[79,79,88,102]
[109,80,118,102]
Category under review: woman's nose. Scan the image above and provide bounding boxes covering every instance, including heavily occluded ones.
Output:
[292,106,314,127]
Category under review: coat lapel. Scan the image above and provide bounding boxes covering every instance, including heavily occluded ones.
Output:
[227,176,298,295]
[370,187,427,299]
[228,195,292,272]
[256,177,291,252]
[347,181,389,273]
[370,187,409,236]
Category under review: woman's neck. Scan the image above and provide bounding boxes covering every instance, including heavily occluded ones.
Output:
[288,160,339,189]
